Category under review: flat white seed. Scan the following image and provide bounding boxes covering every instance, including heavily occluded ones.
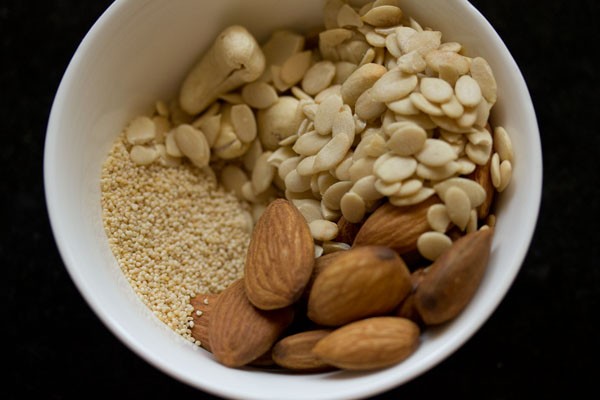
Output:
[465,141,492,165]
[250,204,266,225]
[421,77,454,103]
[373,152,392,171]
[195,114,221,147]
[130,145,158,165]
[355,88,387,121]
[425,50,470,74]
[456,157,476,175]
[315,84,343,104]
[349,156,376,182]
[387,97,420,115]
[319,28,352,61]
[266,145,293,168]
[285,169,312,192]
[340,191,367,223]
[365,30,386,47]
[387,123,427,156]
[373,0,402,8]
[371,69,418,103]
[417,231,453,261]
[152,115,170,144]
[444,186,471,230]
[323,180,353,210]
[155,100,169,117]
[293,131,332,156]
[390,186,435,206]
[337,3,363,27]
[310,174,321,198]
[494,126,514,162]
[455,75,483,107]
[241,81,279,109]
[470,57,497,104]
[321,202,342,222]
[341,63,387,107]
[441,95,464,119]
[165,131,183,158]
[271,65,292,92]
[468,127,492,146]
[385,32,403,57]
[293,198,323,223]
[395,26,417,49]
[334,62,358,85]
[410,92,445,116]
[302,61,336,96]
[374,155,417,183]
[322,241,351,254]
[374,178,402,196]
[427,203,451,232]
[302,103,319,120]
[395,112,438,130]
[338,40,371,65]
[126,116,156,145]
[296,155,318,176]
[438,62,460,87]
[434,177,486,207]
[281,50,313,86]
[351,175,382,201]
[215,138,249,160]
[364,134,387,158]
[291,86,313,102]
[323,0,345,29]
[313,133,352,172]
[358,48,376,67]
[474,99,491,128]
[430,115,473,134]
[395,178,423,197]
[415,138,457,167]
[251,151,276,194]
[278,156,301,180]
[397,50,427,74]
[332,106,356,140]
[314,94,343,135]
[278,134,298,147]
[220,165,248,199]
[334,153,353,181]
[466,209,478,233]
[498,160,513,192]
[174,124,210,167]
[155,144,181,167]
[416,161,460,181]
[314,245,324,258]
[262,30,305,69]
[400,30,442,56]
[218,92,244,104]
[317,172,338,195]
[230,104,257,143]
[456,106,478,128]
[361,5,403,27]
[243,139,263,171]
[309,219,339,242]
[491,152,502,188]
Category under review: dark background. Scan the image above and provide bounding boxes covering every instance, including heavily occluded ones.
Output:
[2,1,598,399]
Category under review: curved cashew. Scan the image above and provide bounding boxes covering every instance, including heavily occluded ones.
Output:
[179,25,266,115]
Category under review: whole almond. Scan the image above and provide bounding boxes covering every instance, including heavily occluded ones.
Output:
[414,228,494,325]
[312,317,420,370]
[395,268,427,323]
[272,330,334,372]
[209,280,294,367]
[307,246,411,326]
[302,251,345,301]
[353,196,440,255]
[244,199,315,310]
[190,293,219,352]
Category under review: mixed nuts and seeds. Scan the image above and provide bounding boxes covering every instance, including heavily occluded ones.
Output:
[101,0,514,372]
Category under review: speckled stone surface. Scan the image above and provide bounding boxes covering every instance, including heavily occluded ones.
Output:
[2,1,598,398]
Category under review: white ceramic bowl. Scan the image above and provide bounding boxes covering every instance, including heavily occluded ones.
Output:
[44,0,542,398]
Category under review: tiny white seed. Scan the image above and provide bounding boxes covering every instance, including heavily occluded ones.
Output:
[417,231,452,261]
[444,186,471,231]
[309,219,339,242]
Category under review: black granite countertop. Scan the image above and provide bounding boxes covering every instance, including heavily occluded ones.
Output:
[2,1,598,398]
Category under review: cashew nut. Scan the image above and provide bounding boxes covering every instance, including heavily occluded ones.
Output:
[179,25,266,115]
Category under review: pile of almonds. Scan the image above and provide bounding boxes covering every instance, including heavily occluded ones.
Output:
[191,199,494,371]
[117,0,515,371]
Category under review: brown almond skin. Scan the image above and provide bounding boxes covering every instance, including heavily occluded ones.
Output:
[307,246,411,326]
[353,196,440,255]
[190,293,219,352]
[272,330,334,372]
[244,199,315,310]
[395,268,427,324]
[414,228,494,325]
[469,157,495,219]
[312,317,420,370]
[335,216,362,245]
[209,280,294,367]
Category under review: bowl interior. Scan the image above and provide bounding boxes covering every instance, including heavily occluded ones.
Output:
[44,0,542,399]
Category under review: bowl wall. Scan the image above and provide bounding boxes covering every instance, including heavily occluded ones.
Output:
[44,1,542,399]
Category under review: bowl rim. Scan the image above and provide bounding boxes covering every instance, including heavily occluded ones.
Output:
[44,0,542,398]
